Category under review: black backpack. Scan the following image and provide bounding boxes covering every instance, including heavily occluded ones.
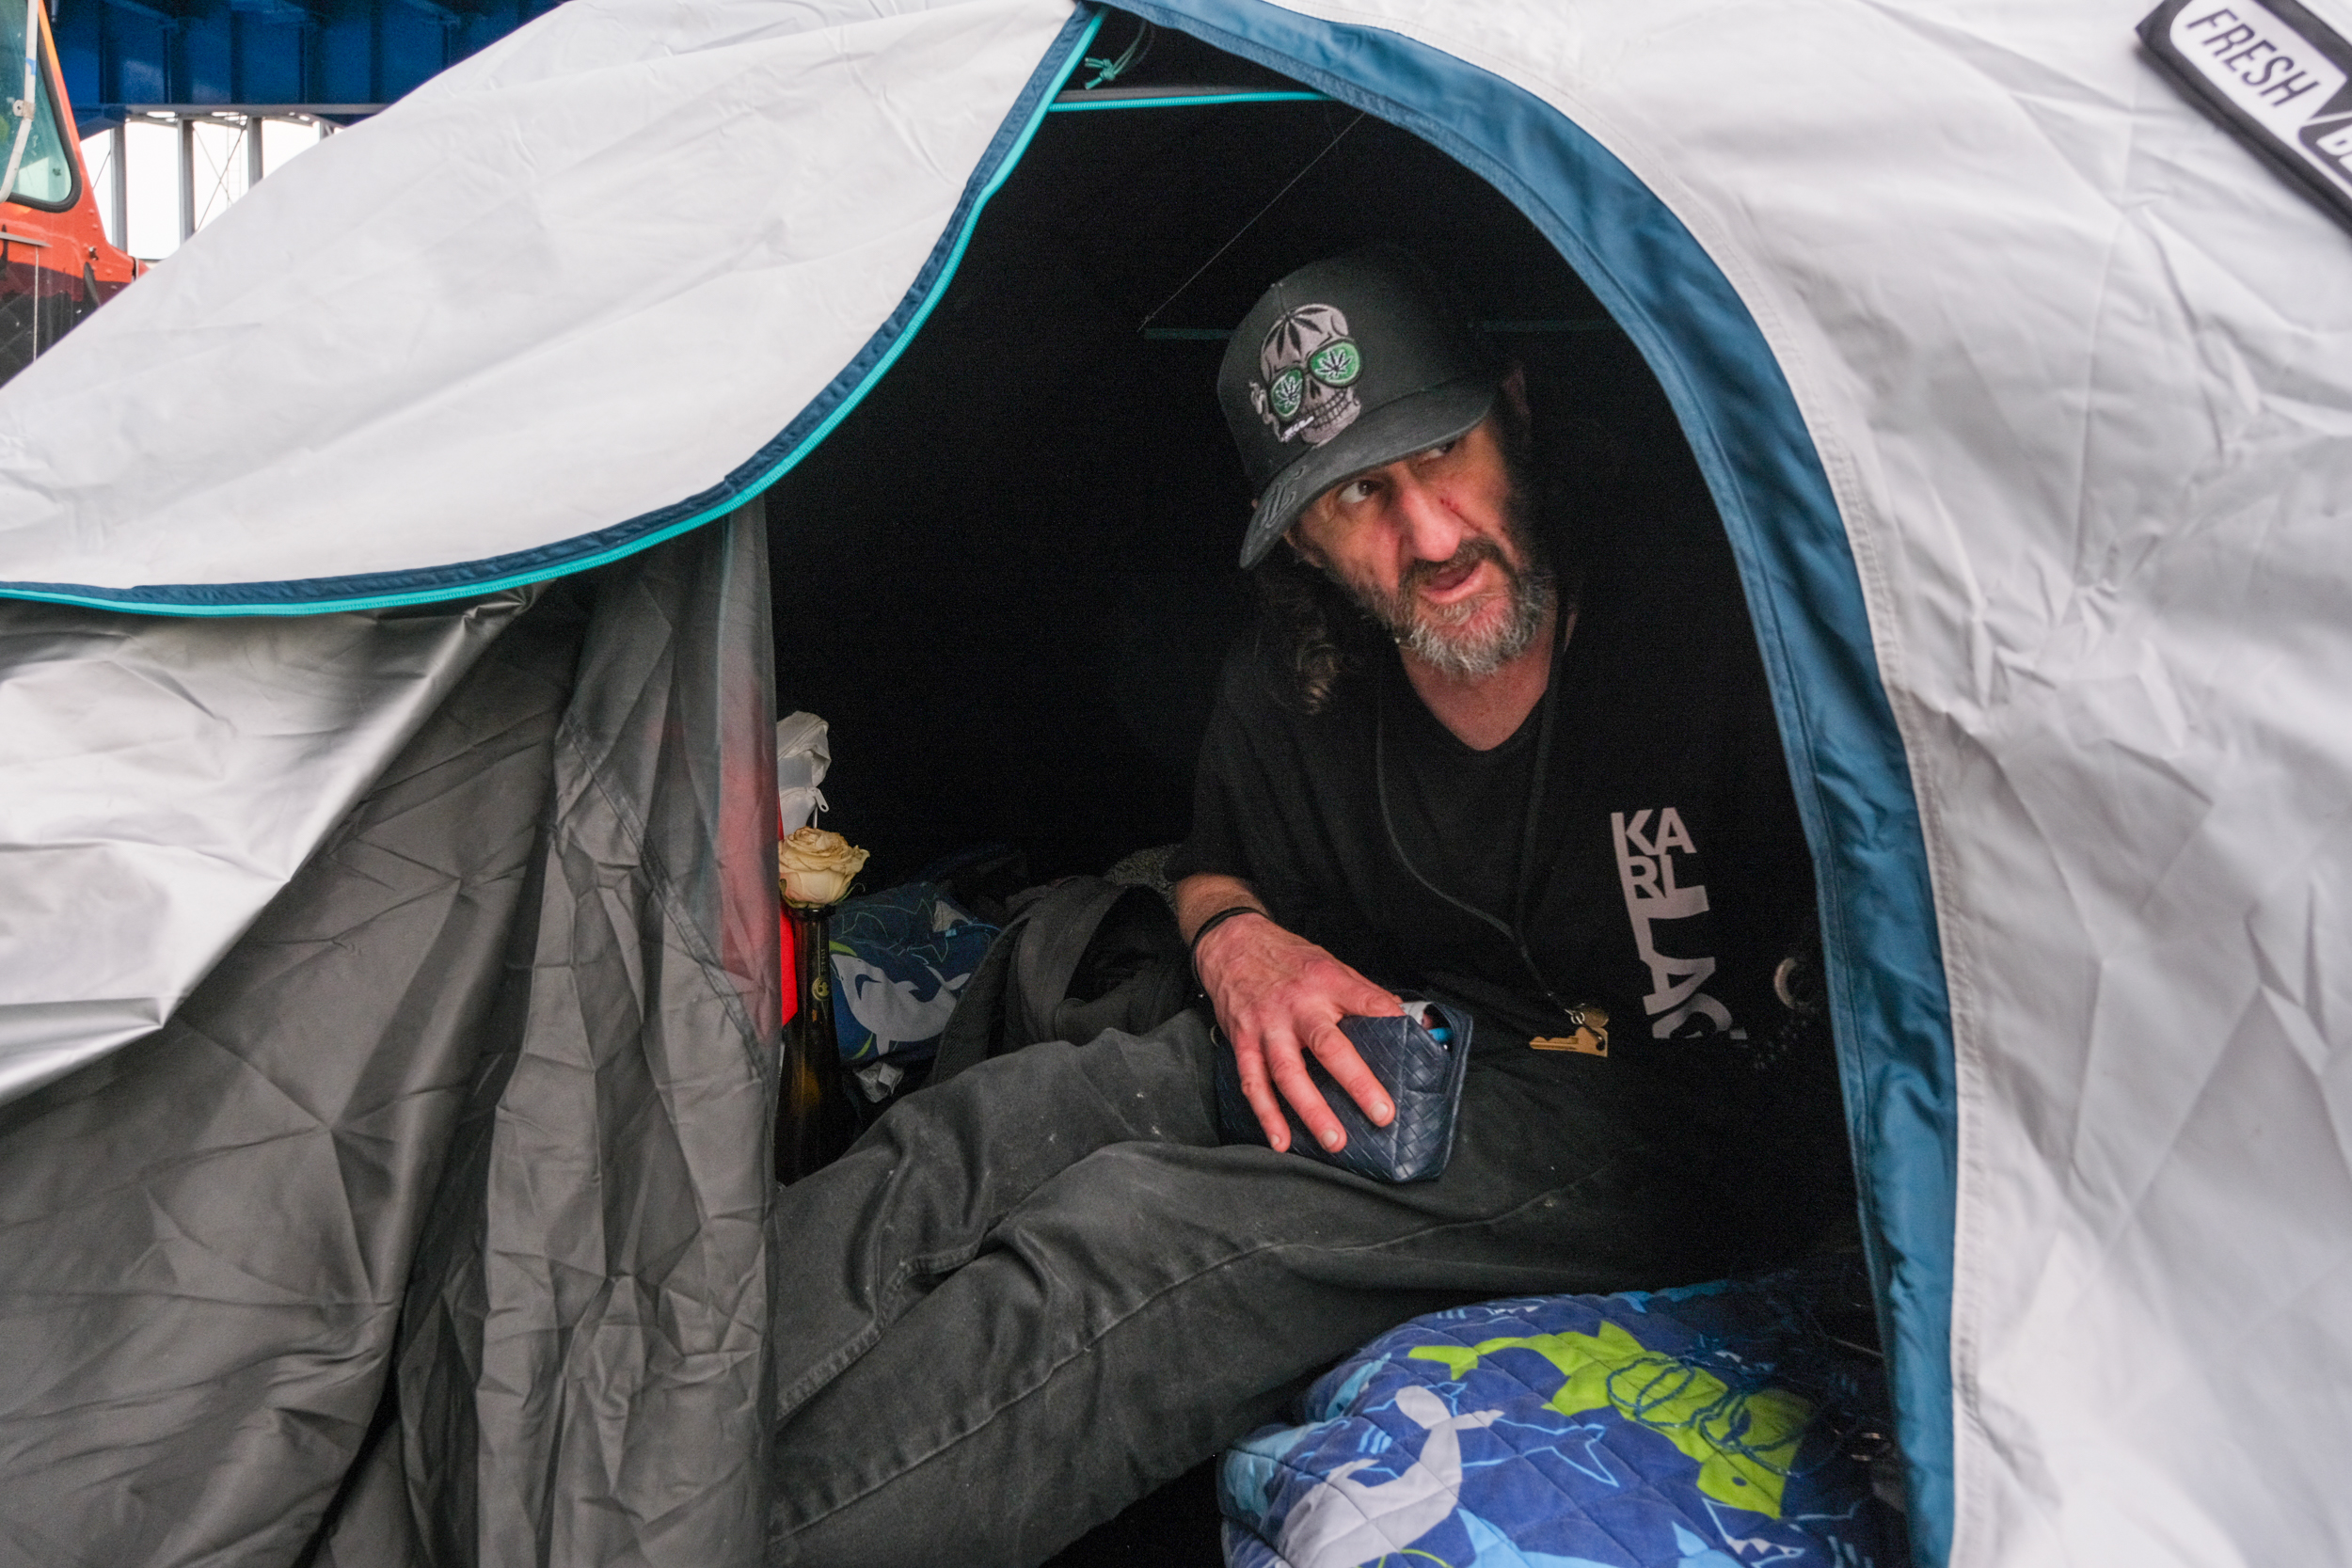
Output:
[930,876,1192,1085]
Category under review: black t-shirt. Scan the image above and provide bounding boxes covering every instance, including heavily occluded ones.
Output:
[1168,512,1816,1087]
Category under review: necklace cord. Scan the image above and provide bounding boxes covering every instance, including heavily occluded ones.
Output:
[1374,643,1574,1017]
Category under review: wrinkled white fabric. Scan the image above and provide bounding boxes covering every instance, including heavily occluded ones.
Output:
[0,592,529,1100]
[0,0,1077,594]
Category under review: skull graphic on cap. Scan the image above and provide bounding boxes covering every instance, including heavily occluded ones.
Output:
[1250,303,1363,446]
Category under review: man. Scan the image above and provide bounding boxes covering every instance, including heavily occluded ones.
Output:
[766,248,1851,1567]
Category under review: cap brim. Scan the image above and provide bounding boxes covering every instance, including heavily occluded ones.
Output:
[1237,375,1500,568]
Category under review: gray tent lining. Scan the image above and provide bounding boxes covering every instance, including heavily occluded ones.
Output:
[0,506,780,1568]
[0,590,536,1104]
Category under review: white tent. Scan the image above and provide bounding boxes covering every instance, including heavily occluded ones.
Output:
[4,1,2349,1564]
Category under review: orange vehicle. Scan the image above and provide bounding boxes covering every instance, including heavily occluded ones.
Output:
[0,0,139,387]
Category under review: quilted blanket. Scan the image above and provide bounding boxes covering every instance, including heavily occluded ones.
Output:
[1220,1274,1902,1568]
[826,880,996,1066]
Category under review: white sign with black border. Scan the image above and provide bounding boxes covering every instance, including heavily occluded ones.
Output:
[2141,0,2352,231]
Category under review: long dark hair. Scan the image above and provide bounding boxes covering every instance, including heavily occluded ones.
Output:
[1247,550,1367,716]
[1245,397,1566,716]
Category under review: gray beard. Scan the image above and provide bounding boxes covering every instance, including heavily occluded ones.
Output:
[1385,550,1556,678]
[1335,528,1558,679]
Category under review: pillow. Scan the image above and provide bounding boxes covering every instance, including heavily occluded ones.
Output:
[1220,1272,1902,1568]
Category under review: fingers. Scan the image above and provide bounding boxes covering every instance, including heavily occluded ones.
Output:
[1255,1022,1393,1155]
[1199,916,1405,1153]
[1229,1034,1294,1153]
[1233,1026,1356,1153]
[1266,1029,1348,1151]
[1306,1020,1393,1128]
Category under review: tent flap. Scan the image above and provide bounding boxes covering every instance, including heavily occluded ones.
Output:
[0,590,534,1103]
[0,505,780,1568]
[0,0,1086,613]
[383,502,779,1567]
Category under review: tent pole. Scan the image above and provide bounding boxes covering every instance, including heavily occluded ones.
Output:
[177,116,194,241]
[107,125,125,249]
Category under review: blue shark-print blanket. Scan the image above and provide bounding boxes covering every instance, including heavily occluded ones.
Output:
[1220,1275,1901,1568]
[825,881,996,1066]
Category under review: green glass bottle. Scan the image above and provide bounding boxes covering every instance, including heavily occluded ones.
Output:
[776,903,859,1182]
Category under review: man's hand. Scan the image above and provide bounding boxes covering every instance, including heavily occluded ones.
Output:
[1176,873,1402,1154]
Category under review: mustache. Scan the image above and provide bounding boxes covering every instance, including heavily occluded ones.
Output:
[1401,538,1514,618]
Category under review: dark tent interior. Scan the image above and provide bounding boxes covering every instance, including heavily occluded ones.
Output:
[759,24,1784,1563]
[764,17,1738,898]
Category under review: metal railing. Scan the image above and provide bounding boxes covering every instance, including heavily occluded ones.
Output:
[81,106,347,257]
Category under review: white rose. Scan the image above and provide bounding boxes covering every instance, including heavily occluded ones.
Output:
[777,826,869,908]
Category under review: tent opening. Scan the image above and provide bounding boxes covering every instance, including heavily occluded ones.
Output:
[764,23,1747,895]
[755,32,1882,1558]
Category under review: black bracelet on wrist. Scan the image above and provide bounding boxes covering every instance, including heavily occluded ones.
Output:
[1187,904,1268,988]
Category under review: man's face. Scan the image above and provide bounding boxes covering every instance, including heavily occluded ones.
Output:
[1285,400,1555,679]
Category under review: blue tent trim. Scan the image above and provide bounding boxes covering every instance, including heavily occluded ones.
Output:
[0,7,1107,618]
[1048,87,1327,109]
[1112,2,1962,1560]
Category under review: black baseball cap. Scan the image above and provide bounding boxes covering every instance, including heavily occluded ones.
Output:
[1217,245,1502,568]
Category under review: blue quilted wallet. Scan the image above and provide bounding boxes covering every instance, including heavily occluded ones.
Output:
[1213,999,1474,1182]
